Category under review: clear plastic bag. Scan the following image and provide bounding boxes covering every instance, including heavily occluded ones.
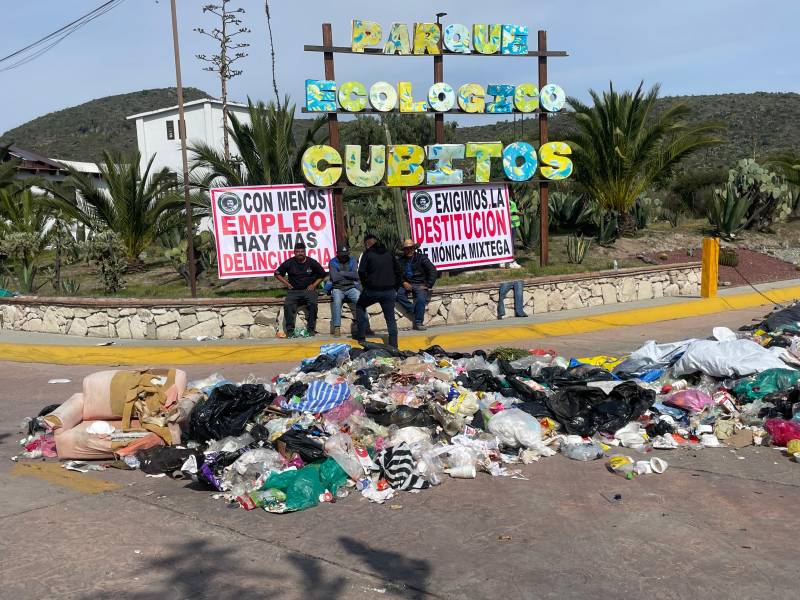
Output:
[561,441,605,461]
[324,432,363,479]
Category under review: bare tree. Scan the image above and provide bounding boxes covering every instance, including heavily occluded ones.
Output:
[264,1,280,108]
[195,1,250,161]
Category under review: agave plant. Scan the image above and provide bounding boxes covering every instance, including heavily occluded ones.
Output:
[548,191,597,233]
[595,211,619,247]
[708,181,751,240]
[566,234,591,264]
[567,83,724,236]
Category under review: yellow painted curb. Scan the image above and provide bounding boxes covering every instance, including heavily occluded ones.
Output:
[1,285,797,365]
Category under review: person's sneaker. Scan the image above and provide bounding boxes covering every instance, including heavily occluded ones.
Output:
[515,312,529,318]
[509,261,523,269]
[365,328,377,336]
[412,322,427,331]
[332,326,341,337]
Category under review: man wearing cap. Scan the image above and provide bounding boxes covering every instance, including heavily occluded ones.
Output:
[327,245,360,337]
[274,241,326,336]
[396,239,437,331]
[355,234,402,347]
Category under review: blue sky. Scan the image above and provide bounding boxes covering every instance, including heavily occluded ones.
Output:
[2,0,799,136]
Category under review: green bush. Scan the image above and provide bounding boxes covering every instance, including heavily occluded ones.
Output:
[85,230,127,293]
[709,181,751,240]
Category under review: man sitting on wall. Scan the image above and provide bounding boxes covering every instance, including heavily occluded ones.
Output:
[396,239,438,331]
[274,240,325,337]
[327,245,360,337]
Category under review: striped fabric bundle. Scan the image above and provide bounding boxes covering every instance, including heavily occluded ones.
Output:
[376,442,430,491]
[281,380,350,414]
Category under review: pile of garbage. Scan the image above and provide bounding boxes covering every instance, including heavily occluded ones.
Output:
[15,303,800,513]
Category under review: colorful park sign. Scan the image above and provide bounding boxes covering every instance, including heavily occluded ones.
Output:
[299,19,574,189]
[300,141,573,188]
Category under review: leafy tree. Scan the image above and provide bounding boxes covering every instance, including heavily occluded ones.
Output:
[52,151,184,266]
[190,97,326,189]
[567,82,724,235]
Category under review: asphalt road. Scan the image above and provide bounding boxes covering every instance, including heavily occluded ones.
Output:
[1,305,798,600]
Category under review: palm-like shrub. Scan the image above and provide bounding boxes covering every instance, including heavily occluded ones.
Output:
[568,83,724,235]
[54,151,183,265]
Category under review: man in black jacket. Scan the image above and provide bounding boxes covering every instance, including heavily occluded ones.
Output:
[355,234,402,347]
[396,239,438,331]
[274,241,325,336]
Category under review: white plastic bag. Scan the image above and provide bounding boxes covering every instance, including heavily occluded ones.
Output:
[487,408,543,449]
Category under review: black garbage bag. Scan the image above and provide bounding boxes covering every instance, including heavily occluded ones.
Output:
[535,364,615,388]
[275,427,327,463]
[456,369,505,392]
[188,383,274,442]
[301,353,338,373]
[366,404,436,428]
[760,389,800,419]
[284,381,308,400]
[766,336,794,349]
[514,399,551,418]
[503,375,548,403]
[496,359,529,377]
[136,446,200,476]
[764,302,800,333]
[546,381,655,436]
[646,419,675,437]
[419,345,483,360]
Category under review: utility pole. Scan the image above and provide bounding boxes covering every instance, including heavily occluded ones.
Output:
[170,0,197,297]
[195,1,250,161]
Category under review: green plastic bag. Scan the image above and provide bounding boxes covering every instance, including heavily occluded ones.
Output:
[732,368,800,402]
[261,458,347,512]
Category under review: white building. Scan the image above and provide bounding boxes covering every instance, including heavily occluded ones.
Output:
[126,98,250,177]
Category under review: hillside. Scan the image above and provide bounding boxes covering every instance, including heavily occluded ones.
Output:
[2,89,798,172]
[0,87,210,162]
[454,92,800,174]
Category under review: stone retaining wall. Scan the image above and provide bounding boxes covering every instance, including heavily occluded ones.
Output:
[0,263,701,340]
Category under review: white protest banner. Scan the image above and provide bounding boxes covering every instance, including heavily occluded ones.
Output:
[210,184,336,279]
[406,183,513,270]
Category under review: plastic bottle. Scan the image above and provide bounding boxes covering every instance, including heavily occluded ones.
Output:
[670,379,688,391]
[607,455,635,479]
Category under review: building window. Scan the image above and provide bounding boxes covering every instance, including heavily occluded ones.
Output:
[166,120,175,140]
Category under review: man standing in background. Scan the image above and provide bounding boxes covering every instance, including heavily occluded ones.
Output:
[327,245,360,337]
[355,234,402,348]
[396,239,437,331]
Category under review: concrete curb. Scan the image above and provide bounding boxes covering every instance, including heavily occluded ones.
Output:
[0,284,796,365]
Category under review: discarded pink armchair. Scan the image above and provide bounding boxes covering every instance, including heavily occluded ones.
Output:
[43,369,188,460]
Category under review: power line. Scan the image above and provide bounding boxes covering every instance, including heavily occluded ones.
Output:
[0,0,126,72]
